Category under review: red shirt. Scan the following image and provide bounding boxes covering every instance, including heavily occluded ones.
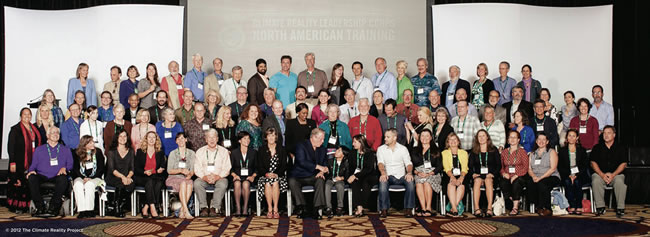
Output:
[500,148,529,177]
[396,103,420,124]
[161,74,184,106]
[144,152,157,174]
[569,116,599,150]
[348,115,382,151]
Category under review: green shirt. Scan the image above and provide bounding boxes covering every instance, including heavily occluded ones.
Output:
[396,75,414,104]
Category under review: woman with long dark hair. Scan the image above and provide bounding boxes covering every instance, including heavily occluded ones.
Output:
[346,134,378,217]
[7,108,43,213]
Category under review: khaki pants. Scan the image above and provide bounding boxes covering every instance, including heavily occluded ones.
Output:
[591,173,627,209]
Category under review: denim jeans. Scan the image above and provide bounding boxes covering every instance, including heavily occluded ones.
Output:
[378,175,415,210]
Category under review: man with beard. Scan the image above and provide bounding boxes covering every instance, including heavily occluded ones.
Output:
[160,60,185,110]
[148,90,170,124]
[247,58,269,105]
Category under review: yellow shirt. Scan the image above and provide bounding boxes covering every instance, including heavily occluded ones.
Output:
[441,149,469,174]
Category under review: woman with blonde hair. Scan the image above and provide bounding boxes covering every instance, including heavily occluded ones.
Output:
[205,89,222,121]
[396,60,414,104]
[214,106,237,150]
[67,62,97,107]
[134,131,167,218]
[471,63,495,109]
[132,109,156,150]
[406,107,435,146]
[442,133,469,217]
[35,104,54,144]
[39,89,65,127]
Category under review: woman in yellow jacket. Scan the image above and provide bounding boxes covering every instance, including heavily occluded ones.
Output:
[442,133,469,217]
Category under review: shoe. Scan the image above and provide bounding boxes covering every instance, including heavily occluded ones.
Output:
[273,211,280,219]
[199,208,209,217]
[33,208,48,218]
[335,208,344,217]
[324,208,333,218]
[596,207,606,216]
[509,207,520,216]
[295,206,305,218]
[47,205,61,217]
[312,210,323,220]
[404,208,413,218]
[616,209,625,217]
[209,208,218,217]
[380,209,388,218]
[541,208,553,217]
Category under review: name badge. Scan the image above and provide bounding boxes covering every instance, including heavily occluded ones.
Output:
[32,141,36,148]
[178,161,186,168]
[480,167,489,175]
[447,93,454,101]
[328,136,337,145]
[452,168,461,176]
[134,88,139,94]
[571,166,579,174]
[176,85,183,90]
[164,131,172,138]
[207,165,215,172]
[85,162,94,169]
[307,85,315,93]
[508,165,516,173]
[330,86,337,91]
[218,80,224,86]
[536,124,544,131]
[534,159,541,165]
[241,168,249,176]
[153,92,157,100]
[354,168,361,174]
[579,126,587,134]
[424,161,432,169]
[50,158,58,166]
[417,88,424,94]
[197,83,204,90]
[202,124,210,130]
[457,132,464,140]
[223,139,232,148]
[94,140,99,145]
[131,118,136,124]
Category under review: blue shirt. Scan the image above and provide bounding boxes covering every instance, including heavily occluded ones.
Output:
[512,125,535,152]
[29,143,74,179]
[156,121,184,156]
[119,79,139,109]
[67,78,98,108]
[445,80,459,108]
[184,68,207,102]
[51,106,65,128]
[492,76,517,105]
[589,101,614,130]
[61,117,83,148]
[410,73,441,107]
[97,106,115,122]
[372,71,397,102]
[269,71,298,109]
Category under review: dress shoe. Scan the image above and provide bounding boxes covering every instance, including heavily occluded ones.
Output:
[199,208,209,217]
[380,209,388,218]
[404,208,414,218]
[209,208,218,217]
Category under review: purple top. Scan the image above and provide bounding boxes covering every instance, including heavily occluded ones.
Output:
[522,78,532,101]
[28,143,74,179]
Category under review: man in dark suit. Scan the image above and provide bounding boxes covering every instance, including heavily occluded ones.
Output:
[288,128,328,219]
[503,85,534,129]
[262,100,286,146]
[440,65,471,108]
[247,58,269,105]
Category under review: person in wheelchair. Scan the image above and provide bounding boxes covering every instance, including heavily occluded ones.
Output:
[27,126,74,217]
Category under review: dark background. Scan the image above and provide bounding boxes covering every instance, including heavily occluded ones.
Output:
[1,0,648,202]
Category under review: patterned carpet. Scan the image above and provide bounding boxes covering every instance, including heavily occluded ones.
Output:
[1,205,649,236]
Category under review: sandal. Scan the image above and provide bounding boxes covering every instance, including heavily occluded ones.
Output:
[575,209,583,215]
[423,210,432,217]
[474,209,483,218]
[509,207,519,216]
[416,210,424,217]
[485,209,494,218]
[273,211,280,219]
[267,211,273,218]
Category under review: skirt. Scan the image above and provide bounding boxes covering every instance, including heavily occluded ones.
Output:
[165,176,193,192]
[414,166,442,193]
[257,176,288,202]
[7,175,30,211]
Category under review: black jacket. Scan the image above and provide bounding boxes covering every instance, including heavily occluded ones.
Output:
[247,73,268,105]
[346,150,378,179]
[503,100,535,126]
[409,145,443,175]
[557,146,591,183]
[256,144,288,177]
[230,148,257,177]
[441,79,471,106]
[433,122,454,150]
[72,151,106,179]
[134,150,167,179]
[326,156,349,180]
[468,149,501,177]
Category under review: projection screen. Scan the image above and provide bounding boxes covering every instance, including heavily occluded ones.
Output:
[186,0,427,84]
[432,3,613,106]
[2,5,184,158]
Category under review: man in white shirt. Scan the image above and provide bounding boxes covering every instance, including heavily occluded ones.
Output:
[351,61,374,102]
[338,88,359,124]
[220,66,247,106]
[371,57,397,101]
[194,129,231,217]
[377,129,415,218]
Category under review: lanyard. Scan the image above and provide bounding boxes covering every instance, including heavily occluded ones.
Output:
[88,121,99,140]
[114,122,123,134]
[358,118,367,136]
[499,77,509,94]
[192,68,202,83]
[354,78,363,92]
[521,128,527,144]
[424,149,431,163]
[375,71,387,87]
[479,152,488,167]
[207,148,218,165]
[386,116,397,129]
[235,104,241,117]
[182,108,194,122]
[72,119,80,134]
[140,124,149,140]
[456,116,467,132]
[155,107,160,120]
[333,159,340,177]
[536,116,546,127]
[356,152,364,169]
[484,120,494,131]
[47,144,60,159]
[347,106,355,118]
[240,154,248,169]
[307,71,315,85]
[232,79,240,91]
[178,148,188,161]
[330,121,337,137]
[508,148,518,165]
[220,128,231,140]
[452,154,460,168]
[580,117,588,127]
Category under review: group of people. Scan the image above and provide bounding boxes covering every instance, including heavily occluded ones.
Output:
[6,54,626,220]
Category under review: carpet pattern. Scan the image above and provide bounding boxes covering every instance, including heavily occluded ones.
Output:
[1,205,650,236]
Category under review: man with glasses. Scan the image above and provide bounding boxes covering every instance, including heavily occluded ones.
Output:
[589,85,614,133]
